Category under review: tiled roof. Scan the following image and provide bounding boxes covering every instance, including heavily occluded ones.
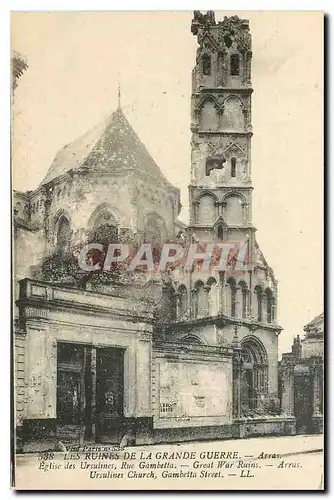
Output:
[41,107,170,186]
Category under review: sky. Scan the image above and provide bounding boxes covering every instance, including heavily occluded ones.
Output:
[11,11,323,355]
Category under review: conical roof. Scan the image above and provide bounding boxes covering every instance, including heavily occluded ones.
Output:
[41,107,170,186]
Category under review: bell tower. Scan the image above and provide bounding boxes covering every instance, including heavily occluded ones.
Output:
[189,12,254,245]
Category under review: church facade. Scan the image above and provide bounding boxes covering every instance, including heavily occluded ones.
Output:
[13,12,296,452]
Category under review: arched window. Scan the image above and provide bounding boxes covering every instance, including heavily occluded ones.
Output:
[230,54,240,76]
[221,97,244,131]
[88,207,118,246]
[163,285,176,321]
[202,54,211,75]
[239,281,248,318]
[178,285,188,319]
[225,196,243,225]
[265,288,274,323]
[200,101,219,130]
[182,335,203,345]
[194,281,208,317]
[226,278,237,317]
[56,215,71,255]
[198,194,216,225]
[207,278,218,316]
[231,157,237,177]
[254,286,263,322]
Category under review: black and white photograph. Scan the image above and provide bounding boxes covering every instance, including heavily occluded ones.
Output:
[10,10,324,490]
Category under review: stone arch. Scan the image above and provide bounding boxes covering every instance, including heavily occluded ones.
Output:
[240,336,268,411]
[54,212,72,255]
[224,196,243,225]
[221,95,244,131]
[88,203,119,230]
[200,99,219,131]
[223,191,246,204]
[197,192,217,225]
[197,190,219,203]
[241,335,268,364]
[181,334,204,345]
[207,277,218,316]
[86,204,119,247]
[198,94,221,112]
[193,280,208,318]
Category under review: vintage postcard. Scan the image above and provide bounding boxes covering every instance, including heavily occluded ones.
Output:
[11,11,324,490]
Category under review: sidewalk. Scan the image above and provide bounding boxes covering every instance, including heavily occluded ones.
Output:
[131,434,324,457]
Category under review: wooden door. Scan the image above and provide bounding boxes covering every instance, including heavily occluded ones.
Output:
[95,348,124,443]
[294,375,312,434]
[56,343,86,444]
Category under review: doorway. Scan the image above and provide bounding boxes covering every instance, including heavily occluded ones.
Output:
[95,347,124,443]
[56,343,124,444]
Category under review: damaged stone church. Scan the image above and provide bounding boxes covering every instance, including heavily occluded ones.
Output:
[13,12,297,452]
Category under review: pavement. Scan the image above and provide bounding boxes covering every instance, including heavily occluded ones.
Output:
[16,432,324,460]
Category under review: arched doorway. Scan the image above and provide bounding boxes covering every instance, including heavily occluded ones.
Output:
[240,337,268,412]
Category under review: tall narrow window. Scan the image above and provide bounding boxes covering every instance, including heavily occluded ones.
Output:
[230,54,240,76]
[255,286,263,322]
[231,157,237,177]
[227,278,237,317]
[242,289,248,318]
[217,225,224,240]
[202,54,211,76]
[56,216,71,255]
[265,289,274,323]
[239,282,248,318]
[178,285,188,319]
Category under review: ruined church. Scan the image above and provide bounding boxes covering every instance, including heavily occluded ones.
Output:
[13,12,297,452]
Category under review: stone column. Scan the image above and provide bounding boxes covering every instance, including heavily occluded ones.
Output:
[311,361,323,417]
[246,51,252,85]
[203,285,211,316]
[242,202,248,223]
[193,201,200,224]
[280,358,295,416]
[190,288,198,318]
[218,272,225,314]
[174,291,181,320]
[221,202,227,219]
[234,286,241,318]
[232,326,243,419]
